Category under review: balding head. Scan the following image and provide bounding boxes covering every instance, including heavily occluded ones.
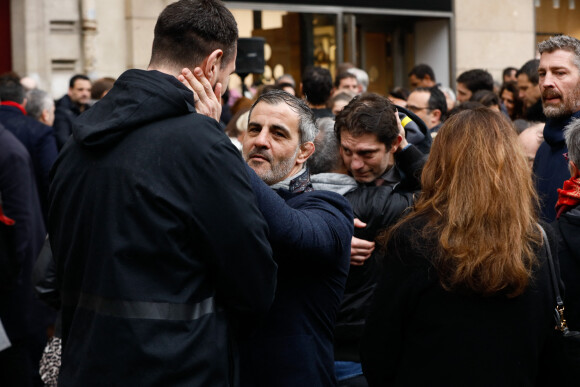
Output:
[518,123,544,169]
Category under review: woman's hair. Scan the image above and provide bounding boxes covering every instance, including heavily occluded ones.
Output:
[499,81,524,120]
[381,108,541,297]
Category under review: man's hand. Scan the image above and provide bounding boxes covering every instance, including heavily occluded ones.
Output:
[395,110,409,152]
[178,67,222,122]
[350,218,375,266]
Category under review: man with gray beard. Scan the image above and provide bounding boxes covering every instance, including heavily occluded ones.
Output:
[239,90,354,386]
[534,35,580,221]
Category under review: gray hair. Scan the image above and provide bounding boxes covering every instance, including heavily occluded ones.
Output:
[25,89,54,121]
[307,117,341,174]
[249,89,318,143]
[564,117,580,167]
[347,68,369,92]
[538,35,580,71]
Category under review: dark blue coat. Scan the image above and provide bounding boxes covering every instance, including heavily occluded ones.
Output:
[0,125,46,342]
[533,110,580,221]
[241,166,353,387]
[0,103,58,220]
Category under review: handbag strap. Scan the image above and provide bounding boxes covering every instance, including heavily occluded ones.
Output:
[538,224,568,332]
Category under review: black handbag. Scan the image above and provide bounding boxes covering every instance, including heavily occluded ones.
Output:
[538,225,580,384]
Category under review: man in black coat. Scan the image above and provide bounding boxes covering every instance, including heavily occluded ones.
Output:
[0,75,58,221]
[239,90,353,386]
[53,74,91,150]
[48,1,277,386]
[310,96,426,386]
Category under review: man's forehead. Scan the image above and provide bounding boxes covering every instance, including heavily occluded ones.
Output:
[540,49,576,69]
[250,101,300,131]
[340,77,357,85]
[517,73,530,82]
[72,79,91,89]
[340,130,383,149]
[408,90,429,103]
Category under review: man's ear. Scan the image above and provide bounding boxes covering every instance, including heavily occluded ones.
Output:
[431,108,442,121]
[390,136,402,153]
[297,142,315,164]
[201,49,224,84]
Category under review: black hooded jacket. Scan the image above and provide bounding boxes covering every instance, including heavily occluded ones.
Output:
[48,69,277,387]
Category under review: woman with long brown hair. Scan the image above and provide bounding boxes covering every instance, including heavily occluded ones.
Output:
[360,108,558,386]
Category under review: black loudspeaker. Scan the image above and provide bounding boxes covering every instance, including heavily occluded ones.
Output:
[236,38,265,74]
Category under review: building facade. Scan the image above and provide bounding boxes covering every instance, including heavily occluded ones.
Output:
[1,0,578,98]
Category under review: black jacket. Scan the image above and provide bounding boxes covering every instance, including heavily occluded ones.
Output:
[53,95,89,150]
[334,145,425,362]
[361,217,558,386]
[553,205,580,331]
[48,69,277,387]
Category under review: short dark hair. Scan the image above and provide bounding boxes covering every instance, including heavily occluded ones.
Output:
[335,93,398,148]
[456,69,494,93]
[408,64,436,81]
[0,74,25,103]
[302,66,333,105]
[415,86,447,117]
[470,89,500,108]
[69,74,90,89]
[149,0,238,71]
[389,87,410,101]
[516,59,540,85]
[249,89,318,143]
[502,67,517,79]
[308,117,341,174]
[334,71,358,88]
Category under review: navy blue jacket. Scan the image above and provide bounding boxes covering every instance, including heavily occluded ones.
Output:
[533,110,580,221]
[0,125,47,342]
[241,167,353,387]
[0,104,57,220]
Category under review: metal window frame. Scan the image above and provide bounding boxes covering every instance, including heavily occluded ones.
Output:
[225,2,455,85]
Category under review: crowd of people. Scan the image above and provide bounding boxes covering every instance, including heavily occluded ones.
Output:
[1,0,580,385]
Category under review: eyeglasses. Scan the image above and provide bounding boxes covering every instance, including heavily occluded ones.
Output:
[406,105,431,113]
